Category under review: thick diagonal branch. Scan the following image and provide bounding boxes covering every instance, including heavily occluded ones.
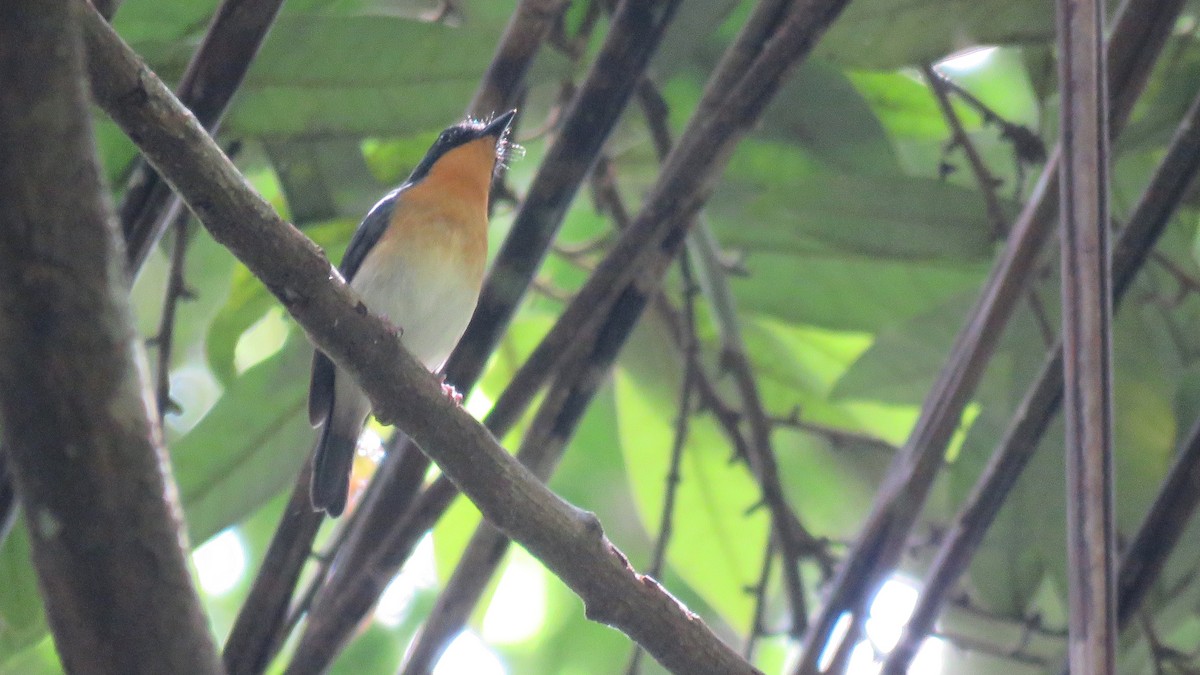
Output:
[80,4,757,672]
[225,2,573,668]
[289,0,851,668]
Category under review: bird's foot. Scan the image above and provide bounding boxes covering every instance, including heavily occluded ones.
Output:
[379,314,404,338]
[437,374,463,406]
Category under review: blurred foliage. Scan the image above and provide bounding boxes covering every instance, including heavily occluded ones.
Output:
[6,0,1200,673]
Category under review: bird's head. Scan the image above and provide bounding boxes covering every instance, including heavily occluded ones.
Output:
[407,110,518,190]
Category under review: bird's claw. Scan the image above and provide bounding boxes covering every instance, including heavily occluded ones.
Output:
[437,374,463,406]
[379,314,404,338]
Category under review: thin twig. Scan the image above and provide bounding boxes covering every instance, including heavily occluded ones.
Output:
[934,629,1050,667]
[930,69,1047,167]
[152,216,193,421]
[823,603,867,674]
[948,595,1068,639]
[642,73,821,631]
[771,411,897,454]
[1151,250,1200,297]
[1025,284,1057,347]
[626,255,700,675]
[924,63,1058,361]
[1140,613,1169,675]
[222,459,323,674]
[921,64,1007,238]
[649,260,699,577]
[649,293,755,479]
[744,539,776,661]
[0,450,13,548]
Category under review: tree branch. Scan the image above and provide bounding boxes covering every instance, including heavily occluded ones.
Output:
[80,4,755,672]
[921,64,1007,237]
[793,1,1185,669]
[119,0,286,271]
[222,458,323,675]
[881,78,1200,675]
[626,256,701,675]
[0,2,221,671]
[1057,0,1116,668]
[151,216,194,420]
[1117,411,1200,628]
[467,0,569,117]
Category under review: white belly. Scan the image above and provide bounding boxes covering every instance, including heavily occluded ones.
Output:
[349,245,481,372]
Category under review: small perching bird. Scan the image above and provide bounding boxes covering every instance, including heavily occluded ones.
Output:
[308,110,517,517]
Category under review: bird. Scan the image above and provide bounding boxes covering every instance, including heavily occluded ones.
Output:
[308,109,517,517]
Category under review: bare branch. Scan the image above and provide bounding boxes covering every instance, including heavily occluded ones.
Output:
[1118,412,1200,627]
[744,539,776,660]
[921,64,1008,237]
[881,78,1200,675]
[626,256,701,675]
[794,1,1185,669]
[1057,0,1116,668]
[119,0,286,270]
[467,0,570,116]
[152,216,193,420]
[222,459,323,675]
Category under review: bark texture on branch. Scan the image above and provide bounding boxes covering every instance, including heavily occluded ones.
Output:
[1057,0,1115,668]
[0,2,222,672]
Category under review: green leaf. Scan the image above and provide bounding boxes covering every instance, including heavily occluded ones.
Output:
[952,404,1061,617]
[817,0,1054,68]
[206,219,352,384]
[712,167,1000,261]
[173,335,313,545]
[0,525,46,663]
[222,15,564,138]
[758,60,901,175]
[265,139,385,224]
[729,253,986,332]
[615,317,769,630]
[774,428,892,537]
[329,623,405,675]
[0,637,60,675]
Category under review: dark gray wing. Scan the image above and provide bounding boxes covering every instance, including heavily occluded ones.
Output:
[339,187,402,281]
[309,187,403,427]
[309,350,336,426]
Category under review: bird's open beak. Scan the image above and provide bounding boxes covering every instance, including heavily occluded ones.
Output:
[480,109,516,139]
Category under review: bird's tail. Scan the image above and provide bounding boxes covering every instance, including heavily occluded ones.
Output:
[310,421,357,517]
